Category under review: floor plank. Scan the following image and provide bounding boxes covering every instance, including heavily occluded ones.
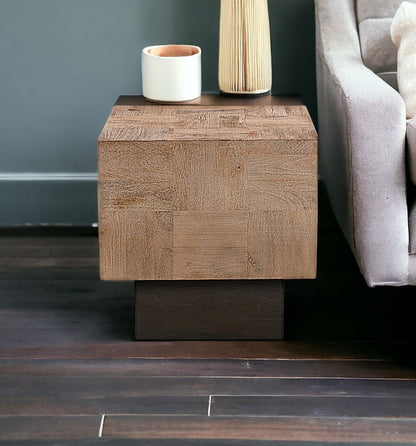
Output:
[2,440,415,446]
[102,415,416,442]
[0,396,208,416]
[0,280,134,347]
[0,268,99,280]
[0,416,101,440]
[211,395,416,418]
[1,358,415,379]
[2,341,416,361]
[2,376,416,399]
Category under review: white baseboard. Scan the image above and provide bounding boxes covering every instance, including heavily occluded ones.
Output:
[0,172,98,182]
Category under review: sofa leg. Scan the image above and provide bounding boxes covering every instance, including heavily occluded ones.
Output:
[134,280,284,340]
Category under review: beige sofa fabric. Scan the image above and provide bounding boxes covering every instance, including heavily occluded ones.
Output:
[357,1,416,85]
[359,18,397,73]
[391,1,416,119]
[316,0,409,286]
[356,0,411,22]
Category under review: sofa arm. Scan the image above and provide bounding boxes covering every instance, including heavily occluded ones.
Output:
[316,0,408,286]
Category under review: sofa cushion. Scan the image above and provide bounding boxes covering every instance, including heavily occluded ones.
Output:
[391,1,416,119]
[356,0,416,78]
[359,18,397,73]
[356,0,407,22]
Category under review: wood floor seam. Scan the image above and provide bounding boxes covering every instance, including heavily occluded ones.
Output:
[98,415,106,438]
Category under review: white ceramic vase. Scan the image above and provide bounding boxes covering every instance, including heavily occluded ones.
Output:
[142,44,202,103]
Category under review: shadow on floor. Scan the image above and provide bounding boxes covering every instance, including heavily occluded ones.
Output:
[285,184,416,342]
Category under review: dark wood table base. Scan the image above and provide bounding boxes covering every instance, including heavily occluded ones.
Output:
[135,280,284,341]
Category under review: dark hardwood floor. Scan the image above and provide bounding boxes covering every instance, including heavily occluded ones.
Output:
[0,186,416,444]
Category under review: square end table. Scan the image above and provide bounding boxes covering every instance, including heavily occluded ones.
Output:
[98,94,317,340]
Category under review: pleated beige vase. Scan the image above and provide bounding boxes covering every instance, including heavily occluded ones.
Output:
[218,0,272,96]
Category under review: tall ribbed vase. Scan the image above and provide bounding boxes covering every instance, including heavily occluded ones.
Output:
[219,0,272,96]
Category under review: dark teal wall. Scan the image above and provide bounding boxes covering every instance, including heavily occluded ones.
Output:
[0,0,316,225]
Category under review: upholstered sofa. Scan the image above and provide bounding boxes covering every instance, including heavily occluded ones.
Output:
[315,0,416,286]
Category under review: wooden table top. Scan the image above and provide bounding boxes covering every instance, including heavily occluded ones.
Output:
[98,94,317,143]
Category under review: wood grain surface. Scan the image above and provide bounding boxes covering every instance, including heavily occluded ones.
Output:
[2,441,413,446]
[98,95,317,281]
[2,359,416,379]
[211,395,416,418]
[0,416,100,440]
[134,280,283,340]
[98,95,316,142]
[102,415,416,442]
[2,376,416,400]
